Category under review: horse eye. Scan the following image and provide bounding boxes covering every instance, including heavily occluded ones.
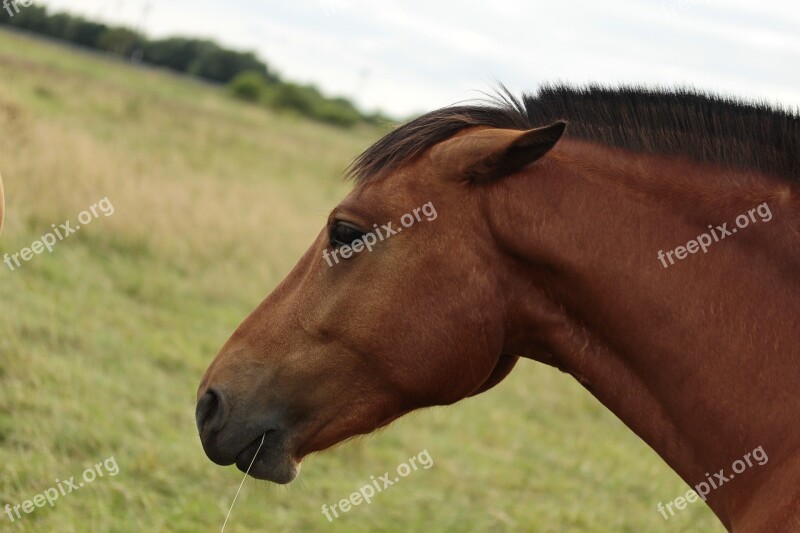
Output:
[329,221,365,248]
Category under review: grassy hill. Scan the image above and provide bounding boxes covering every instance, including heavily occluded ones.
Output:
[0,28,722,532]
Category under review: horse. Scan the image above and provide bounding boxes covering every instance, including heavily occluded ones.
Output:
[196,85,800,531]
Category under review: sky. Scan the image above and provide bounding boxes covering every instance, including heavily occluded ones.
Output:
[39,0,800,118]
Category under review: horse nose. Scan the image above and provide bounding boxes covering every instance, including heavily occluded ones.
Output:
[196,389,227,434]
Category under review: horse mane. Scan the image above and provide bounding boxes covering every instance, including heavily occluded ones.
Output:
[347,84,800,183]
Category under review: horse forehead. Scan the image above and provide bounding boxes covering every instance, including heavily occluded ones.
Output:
[348,165,432,200]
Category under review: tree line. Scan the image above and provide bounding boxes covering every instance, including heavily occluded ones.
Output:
[0,4,388,127]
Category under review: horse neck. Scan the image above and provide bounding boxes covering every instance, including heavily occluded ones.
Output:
[486,138,800,529]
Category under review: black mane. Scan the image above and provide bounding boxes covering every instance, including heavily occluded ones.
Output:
[348,84,799,182]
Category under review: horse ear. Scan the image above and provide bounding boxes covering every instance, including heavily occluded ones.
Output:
[430,121,567,183]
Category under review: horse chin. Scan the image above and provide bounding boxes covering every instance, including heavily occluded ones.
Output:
[234,434,301,484]
[243,457,300,484]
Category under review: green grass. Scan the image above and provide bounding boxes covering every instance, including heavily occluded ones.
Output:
[0,28,723,532]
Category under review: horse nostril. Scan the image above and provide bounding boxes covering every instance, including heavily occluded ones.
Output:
[195,389,224,434]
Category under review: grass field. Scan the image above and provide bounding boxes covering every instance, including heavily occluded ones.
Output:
[0,28,724,532]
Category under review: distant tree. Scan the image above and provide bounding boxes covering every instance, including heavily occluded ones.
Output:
[271,83,322,115]
[41,12,73,39]
[1,3,382,128]
[312,99,361,127]
[228,70,269,103]
[262,83,365,128]
[142,37,211,73]
[189,47,276,84]
[97,27,145,57]
[0,5,50,31]
[68,19,107,47]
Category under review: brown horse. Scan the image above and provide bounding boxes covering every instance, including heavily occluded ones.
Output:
[197,85,800,531]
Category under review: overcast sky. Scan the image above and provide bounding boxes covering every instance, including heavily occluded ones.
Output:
[40,0,800,117]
